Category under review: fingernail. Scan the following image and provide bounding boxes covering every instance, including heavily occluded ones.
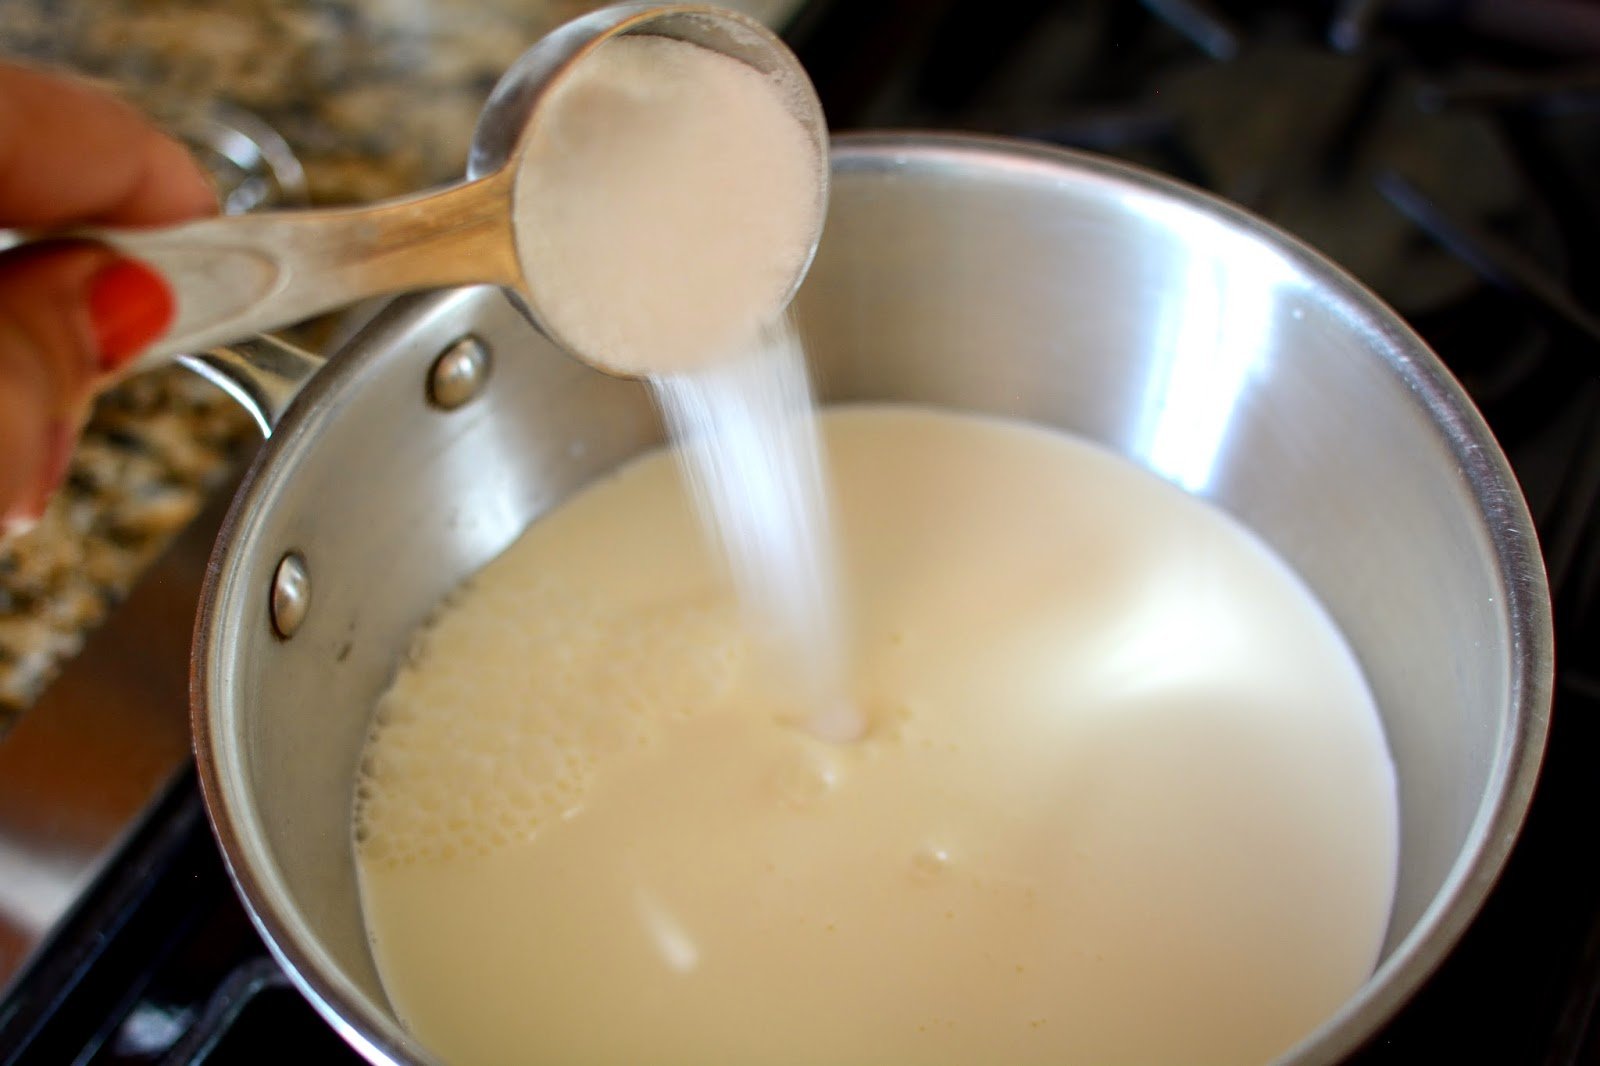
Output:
[2,506,41,541]
[88,258,175,372]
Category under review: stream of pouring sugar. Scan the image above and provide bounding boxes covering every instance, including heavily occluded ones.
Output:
[650,319,862,743]
[507,32,850,739]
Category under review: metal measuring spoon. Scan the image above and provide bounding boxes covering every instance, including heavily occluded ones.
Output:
[83,3,827,377]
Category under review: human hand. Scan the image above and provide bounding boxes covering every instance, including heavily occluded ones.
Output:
[1,61,216,534]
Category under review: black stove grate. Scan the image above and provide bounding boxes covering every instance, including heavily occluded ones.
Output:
[0,772,351,1066]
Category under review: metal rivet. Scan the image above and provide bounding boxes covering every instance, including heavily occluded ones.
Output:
[271,552,311,640]
[427,336,491,410]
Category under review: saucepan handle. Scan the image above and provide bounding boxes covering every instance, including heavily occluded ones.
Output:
[178,336,326,438]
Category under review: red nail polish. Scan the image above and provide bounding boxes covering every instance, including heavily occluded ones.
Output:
[88,259,175,372]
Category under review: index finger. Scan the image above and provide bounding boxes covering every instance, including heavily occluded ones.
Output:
[0,62,218,229]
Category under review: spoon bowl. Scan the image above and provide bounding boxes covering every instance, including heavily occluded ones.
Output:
[473,2,830,371]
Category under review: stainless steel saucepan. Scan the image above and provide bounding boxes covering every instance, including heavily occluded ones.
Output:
[183,133,1552,1064]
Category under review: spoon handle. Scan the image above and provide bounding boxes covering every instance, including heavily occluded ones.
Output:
[87,168,519,374]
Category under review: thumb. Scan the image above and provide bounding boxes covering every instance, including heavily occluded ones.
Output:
[0,244,173,531]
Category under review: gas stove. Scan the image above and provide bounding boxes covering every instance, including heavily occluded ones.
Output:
[3,1,1599,1062]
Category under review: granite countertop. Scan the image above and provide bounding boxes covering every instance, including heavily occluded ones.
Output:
[0,0,800,730]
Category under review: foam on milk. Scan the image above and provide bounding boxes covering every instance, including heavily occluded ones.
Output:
[354,406,1399,1066]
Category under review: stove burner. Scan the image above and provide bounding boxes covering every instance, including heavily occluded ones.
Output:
[1376,171,1600,351]
[1141,46,1542,315]
[1347,0,1600,58]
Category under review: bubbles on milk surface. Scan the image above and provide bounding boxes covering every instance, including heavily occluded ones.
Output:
[353,575,750,869]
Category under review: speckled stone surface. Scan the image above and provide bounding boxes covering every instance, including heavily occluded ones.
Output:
[0,0,801,731]
[0,367,253,718]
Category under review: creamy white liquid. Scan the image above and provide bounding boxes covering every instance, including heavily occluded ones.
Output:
[511,34,823,376]
[354,406,1399,1066]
